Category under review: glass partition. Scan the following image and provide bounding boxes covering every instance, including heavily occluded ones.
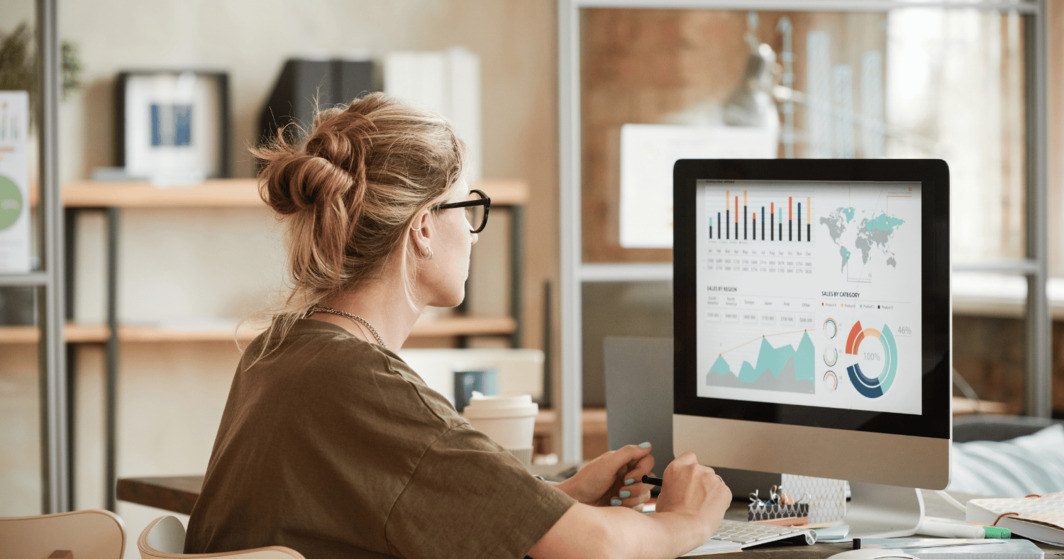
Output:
[580,7,1028,267]
[560,0,1049,462]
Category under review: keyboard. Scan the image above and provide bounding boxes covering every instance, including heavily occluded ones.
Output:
[707,519,817,548]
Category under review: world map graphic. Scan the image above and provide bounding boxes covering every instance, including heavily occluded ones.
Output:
[819,207,905,273]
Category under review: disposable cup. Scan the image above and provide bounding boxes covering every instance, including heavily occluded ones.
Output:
[462,394,538,465]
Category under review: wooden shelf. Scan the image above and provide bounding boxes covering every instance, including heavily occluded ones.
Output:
[62,179,262,207]
[62,178,528,208]
[952,396,1014,416]
[0,315,516,345]
[533,408,609,460]
[534,408,607,437]
[0,323,109,344]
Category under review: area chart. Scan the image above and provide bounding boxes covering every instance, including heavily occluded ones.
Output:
[706,331,816,394]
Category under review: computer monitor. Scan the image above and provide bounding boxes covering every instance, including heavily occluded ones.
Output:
[672,159,951,538]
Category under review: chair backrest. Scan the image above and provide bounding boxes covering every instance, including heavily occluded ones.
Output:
[0,508,125,559]
[138,516,305,559]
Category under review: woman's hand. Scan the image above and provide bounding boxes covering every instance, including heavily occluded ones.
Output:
[555,443,655,509]
[652,451,732,540]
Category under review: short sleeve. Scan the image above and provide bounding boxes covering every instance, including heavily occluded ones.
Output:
[384,424,574,559]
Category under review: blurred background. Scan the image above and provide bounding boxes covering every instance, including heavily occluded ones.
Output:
[1,2,1062,555]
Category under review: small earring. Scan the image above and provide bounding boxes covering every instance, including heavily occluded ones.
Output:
[419,245,433,260]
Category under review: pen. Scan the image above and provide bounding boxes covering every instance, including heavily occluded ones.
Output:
[642,475,663,486]
[917,517,1010,539]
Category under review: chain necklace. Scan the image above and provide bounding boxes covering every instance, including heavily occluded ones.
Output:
[306,305,387,349]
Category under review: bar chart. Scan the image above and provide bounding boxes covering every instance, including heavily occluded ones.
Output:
[708,190,813,243]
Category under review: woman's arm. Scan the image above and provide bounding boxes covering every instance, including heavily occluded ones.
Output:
[527,502,713,559]
[528,452,731,559]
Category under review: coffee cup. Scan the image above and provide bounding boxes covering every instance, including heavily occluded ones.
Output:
[462,393,538,465]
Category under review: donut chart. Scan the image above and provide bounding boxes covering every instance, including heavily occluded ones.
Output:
[823,370,838,392]
[844,321,898,398]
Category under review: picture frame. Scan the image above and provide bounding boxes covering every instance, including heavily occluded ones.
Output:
[115,70,230,182]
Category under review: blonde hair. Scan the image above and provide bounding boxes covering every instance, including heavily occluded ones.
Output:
[247,92,466,355]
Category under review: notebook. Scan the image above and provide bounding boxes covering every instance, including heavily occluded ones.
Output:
[966,491,1064,547]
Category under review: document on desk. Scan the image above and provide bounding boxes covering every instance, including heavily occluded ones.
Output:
[860,537,1043,559]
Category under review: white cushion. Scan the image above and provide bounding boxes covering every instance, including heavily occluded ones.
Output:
[948,423,1064,496]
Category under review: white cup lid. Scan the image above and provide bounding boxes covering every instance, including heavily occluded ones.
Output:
[462,394,538,419]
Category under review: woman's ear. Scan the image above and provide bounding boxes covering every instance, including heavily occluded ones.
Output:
[409,209,434,257]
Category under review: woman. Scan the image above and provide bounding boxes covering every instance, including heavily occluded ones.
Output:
[184,92,731,559]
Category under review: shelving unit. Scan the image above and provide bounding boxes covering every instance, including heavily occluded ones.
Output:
[58,177,528,344]
[48,177,528,510]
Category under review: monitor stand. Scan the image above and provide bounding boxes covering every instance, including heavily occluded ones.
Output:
[843,481,925,539]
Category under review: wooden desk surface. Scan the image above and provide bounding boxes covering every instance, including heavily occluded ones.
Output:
[116,475,202,515]
[115,476,1028,558]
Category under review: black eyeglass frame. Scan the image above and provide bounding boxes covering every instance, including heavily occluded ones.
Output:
[433,188,491,233]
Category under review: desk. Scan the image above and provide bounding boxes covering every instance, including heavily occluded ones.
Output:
[116,475,201,515]
[115,478,1048,558]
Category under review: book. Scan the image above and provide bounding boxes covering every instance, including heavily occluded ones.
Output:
[966,491,1064,547]
[382,48,482,182]
[859,537,1044,559]
[258,57,377,146]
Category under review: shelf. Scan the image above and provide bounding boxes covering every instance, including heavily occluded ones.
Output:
[0,323,110,344]
[534,407,607,438]
[62,179,262,207]
[0,315,516,345]
[62,178,528,208]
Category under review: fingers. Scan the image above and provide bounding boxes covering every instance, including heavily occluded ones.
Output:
[612,472,653,509]
[608,443,654,485]
[607,443,655,509]
[619,449,654,482]
[612,442,653,467]
[611,483,652,508]
[656,452,731,514]
[670,451,701,468]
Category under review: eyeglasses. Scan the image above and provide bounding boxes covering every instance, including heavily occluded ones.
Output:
[433,189,491,233]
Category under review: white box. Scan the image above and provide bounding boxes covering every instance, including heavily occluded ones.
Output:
[0,91,31,273]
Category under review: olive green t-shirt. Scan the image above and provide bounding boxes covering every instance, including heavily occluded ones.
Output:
[184,319,574,559]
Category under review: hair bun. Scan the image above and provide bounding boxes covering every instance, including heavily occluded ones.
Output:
[260,150,355,216]
[306,112,375,174]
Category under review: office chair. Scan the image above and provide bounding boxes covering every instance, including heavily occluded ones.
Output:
[139,515,305,559]
[0,509,126,559]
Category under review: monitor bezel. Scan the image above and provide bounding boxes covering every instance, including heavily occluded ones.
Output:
[673,159,950,440]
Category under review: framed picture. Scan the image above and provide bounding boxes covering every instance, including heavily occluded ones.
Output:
[115,70,229,182]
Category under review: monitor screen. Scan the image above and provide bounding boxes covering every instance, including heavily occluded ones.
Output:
[696,179,922,415]
[673,159,950,491]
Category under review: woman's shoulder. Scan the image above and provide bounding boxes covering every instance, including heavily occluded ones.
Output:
[245,319,462,425]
